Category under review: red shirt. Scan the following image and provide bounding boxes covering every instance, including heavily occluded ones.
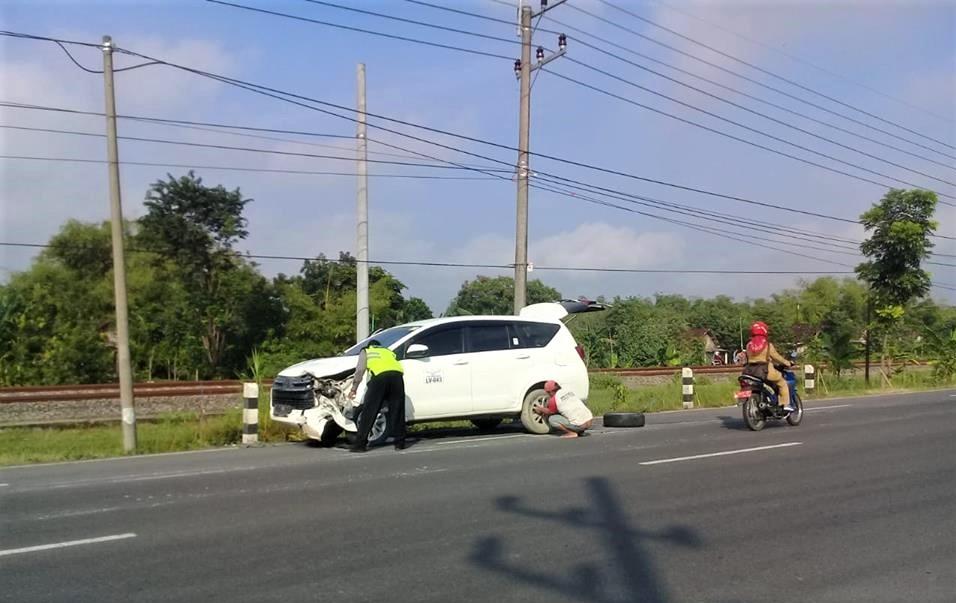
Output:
[546,394,558,415]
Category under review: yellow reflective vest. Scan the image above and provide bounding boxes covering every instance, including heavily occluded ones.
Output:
[365,346,404,376]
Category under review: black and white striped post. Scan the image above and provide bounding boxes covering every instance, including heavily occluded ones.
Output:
[682,367,694,409]
[804,365,815,396]
[242,382,259,446]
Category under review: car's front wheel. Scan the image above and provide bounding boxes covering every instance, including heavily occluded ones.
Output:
[520,388,551,435]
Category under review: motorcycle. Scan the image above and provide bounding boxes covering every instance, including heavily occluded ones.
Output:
[734,362,804,431]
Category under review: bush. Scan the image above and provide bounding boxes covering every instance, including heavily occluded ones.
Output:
[590,373,624,390]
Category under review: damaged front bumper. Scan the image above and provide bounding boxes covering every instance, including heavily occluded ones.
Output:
[270,373,364,440]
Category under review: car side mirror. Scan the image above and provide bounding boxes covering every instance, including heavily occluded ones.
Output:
[406,343,429,359]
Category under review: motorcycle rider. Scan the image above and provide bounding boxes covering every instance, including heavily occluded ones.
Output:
[742,321,797,412]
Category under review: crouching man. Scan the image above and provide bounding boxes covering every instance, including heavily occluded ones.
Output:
[534,380,593,438]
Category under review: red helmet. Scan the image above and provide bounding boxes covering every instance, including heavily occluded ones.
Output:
[750,321,769,337]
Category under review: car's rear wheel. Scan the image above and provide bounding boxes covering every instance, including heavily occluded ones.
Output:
[471,418,503,433]
[520,388,551,435]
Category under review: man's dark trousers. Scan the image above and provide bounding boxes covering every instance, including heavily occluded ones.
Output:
[352,370,406,450]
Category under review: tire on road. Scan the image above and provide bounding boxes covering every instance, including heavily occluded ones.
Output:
[471,418,503,433]
[786,394,804,426]
[602,412,645,428]
[520,388,551,435]
[742,397,766,431]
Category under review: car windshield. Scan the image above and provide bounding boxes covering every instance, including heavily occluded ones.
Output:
[339,325,420,356]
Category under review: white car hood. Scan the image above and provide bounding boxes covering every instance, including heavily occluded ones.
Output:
[277,355,359,378]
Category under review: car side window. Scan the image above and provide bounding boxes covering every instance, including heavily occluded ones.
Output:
[412,326,465,357]
[468,324,512,353]
[510,322,560,349]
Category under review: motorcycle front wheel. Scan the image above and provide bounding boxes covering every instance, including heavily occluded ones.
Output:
[742,397,766,431]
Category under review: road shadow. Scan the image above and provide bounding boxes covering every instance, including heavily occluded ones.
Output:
[717,414,748,431]
[468,477,701,603]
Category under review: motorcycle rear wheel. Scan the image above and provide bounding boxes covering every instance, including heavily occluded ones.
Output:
[742,397,766,431]
[786,393,804,426]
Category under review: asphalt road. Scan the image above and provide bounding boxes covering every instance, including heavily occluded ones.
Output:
[2,390,954,602]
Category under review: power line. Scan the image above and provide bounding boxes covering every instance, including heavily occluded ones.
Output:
[300,0,520,46]
[0,101,509,172]
[556,30,956,174]
[205,0,513,60]
[0,155,501,180]
[430,1,956,172]
[407,0,515,26]
[647,0,954,124]
[0,124,512,172]
[19,38,951,240]
[52,41,161,73]
[99,49,877,223]
[558,5,956,162]
[593,0,956,152]
[0,241,865,275]
[209,4,956,194]
[547,65,956,204]
[100,49,956,241]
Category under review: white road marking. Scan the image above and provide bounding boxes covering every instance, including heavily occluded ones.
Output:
[640,442,803,466]
[0,483,9,487]
[434,434,532,446]
[806,404,852,411]
[0,533,136,557]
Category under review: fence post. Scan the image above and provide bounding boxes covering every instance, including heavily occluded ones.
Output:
[682,367,694,409]
[242,382,259,446]
[804,365,815,396]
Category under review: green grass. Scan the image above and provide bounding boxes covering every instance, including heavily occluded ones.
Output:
[1,371,952,466]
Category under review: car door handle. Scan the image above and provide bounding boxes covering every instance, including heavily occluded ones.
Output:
[453,360,469,366]
[515,354,531,360]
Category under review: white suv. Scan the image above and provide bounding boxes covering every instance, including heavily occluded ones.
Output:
[270,299,604,446]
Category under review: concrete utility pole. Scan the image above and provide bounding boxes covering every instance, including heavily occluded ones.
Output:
[356,63,370,342]
[513,0,567,314]
[102,35,136,453]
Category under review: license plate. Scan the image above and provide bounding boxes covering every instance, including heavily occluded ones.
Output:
[734,390,752,400]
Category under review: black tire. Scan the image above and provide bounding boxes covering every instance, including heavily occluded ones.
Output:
[742,397,766,431]
[318,421,343,447]
[471,418,503,433]
[520,388,551,435]
[352,407,391,447]
[603,412,645,428]
[786,394,804,426]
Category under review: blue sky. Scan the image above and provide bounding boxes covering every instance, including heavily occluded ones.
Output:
[1,0,954,313]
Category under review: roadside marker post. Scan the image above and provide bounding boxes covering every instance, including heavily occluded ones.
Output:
[242,383,259,446]
[804,365,816,396]
[682,367,694,409]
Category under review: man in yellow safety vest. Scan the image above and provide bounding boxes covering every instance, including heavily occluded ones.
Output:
[348,340,407,452]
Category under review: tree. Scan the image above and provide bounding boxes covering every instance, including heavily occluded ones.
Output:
[401,297,433,322]
[855,189,938,381]
[445,276,561,316]
[856,189,937,308]
[820,309,856,377]
[137,171,254,375]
